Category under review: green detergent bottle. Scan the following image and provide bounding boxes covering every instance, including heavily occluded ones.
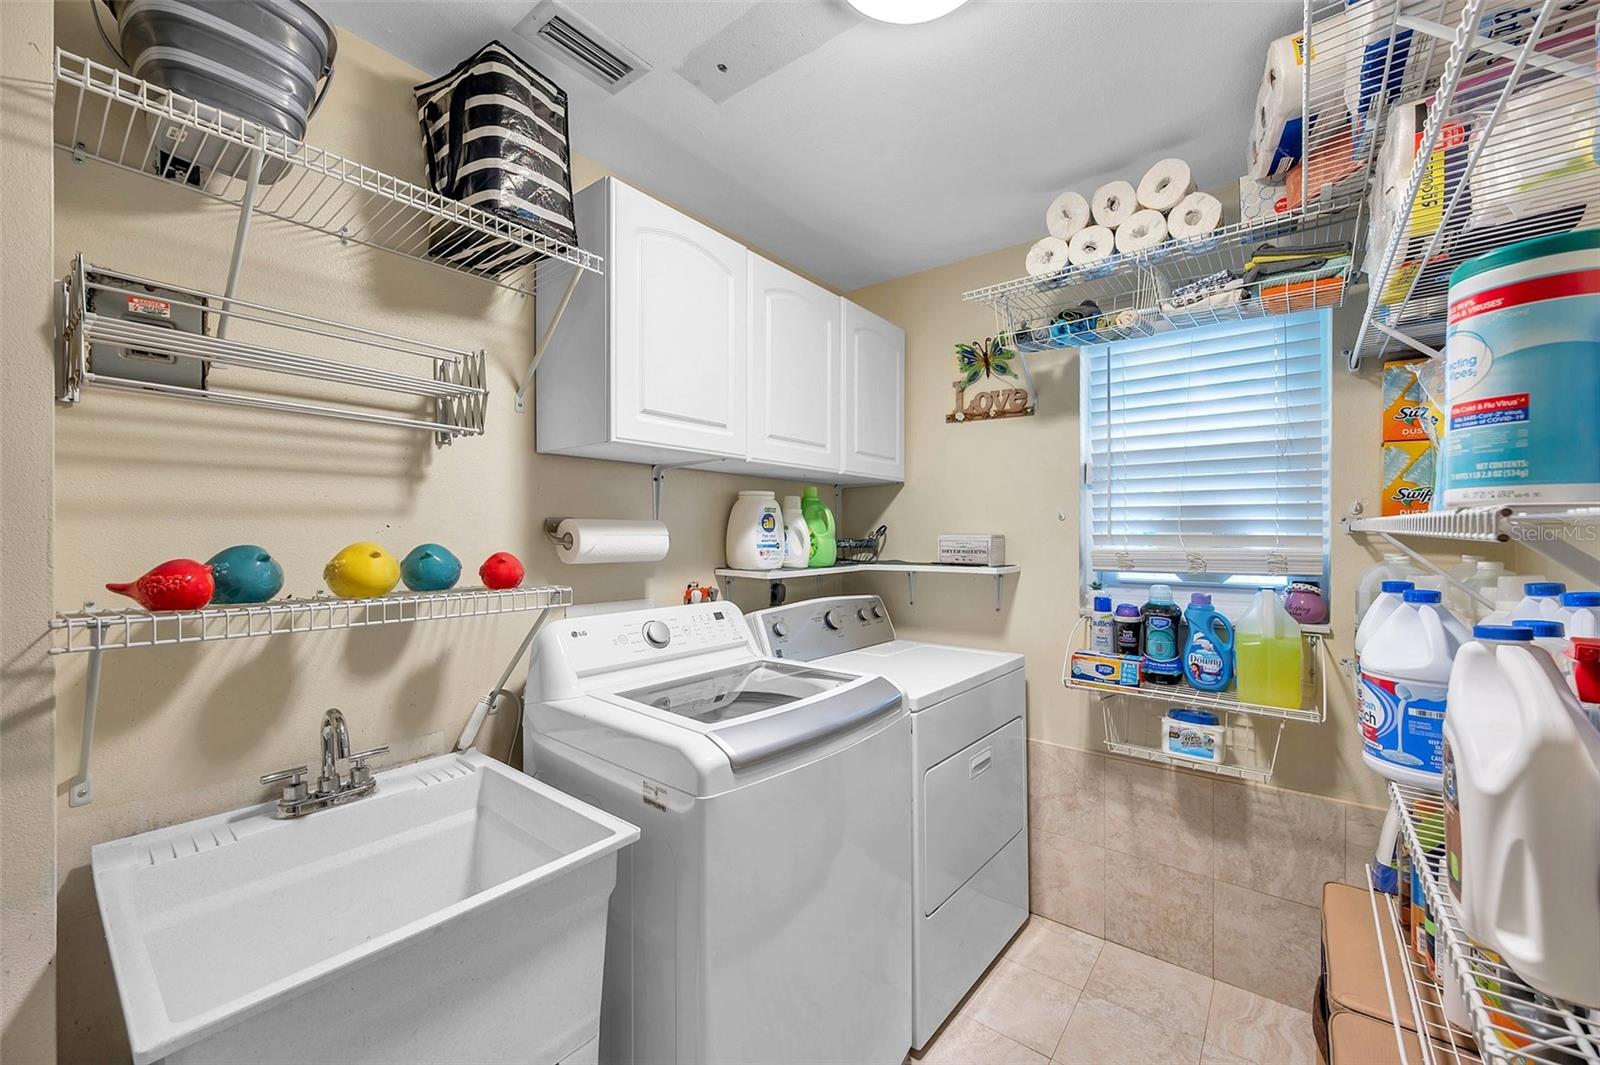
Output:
[801,486,837,567]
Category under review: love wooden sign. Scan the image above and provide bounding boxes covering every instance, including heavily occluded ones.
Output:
[947,337,1035,424]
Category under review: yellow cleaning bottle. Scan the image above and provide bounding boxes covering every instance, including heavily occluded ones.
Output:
[1236,589,1303,709]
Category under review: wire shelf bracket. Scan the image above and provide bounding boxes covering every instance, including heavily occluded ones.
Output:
[1345,504,1600,589]
[52,584,574,807]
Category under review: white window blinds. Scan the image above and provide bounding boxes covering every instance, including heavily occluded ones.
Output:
[1083,309,1331,576]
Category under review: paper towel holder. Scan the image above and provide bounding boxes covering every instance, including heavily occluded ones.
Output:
[545,463,684,549]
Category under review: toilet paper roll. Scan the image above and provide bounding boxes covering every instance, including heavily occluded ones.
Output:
[1249,35,1303,181]
[1136,158,1194,212]
[555,519,670,565]
[1045,189,1091,240]
[1114,209,1168,255]
[1024,236,1071,278]
[1067,225,1115,267]
[1090,180,1137,228]
[1166,192,1222,240]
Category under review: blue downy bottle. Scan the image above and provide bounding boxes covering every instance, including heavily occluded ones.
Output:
[1183,593,1236,692]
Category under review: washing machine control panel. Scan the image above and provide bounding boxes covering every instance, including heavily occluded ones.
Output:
[558,603,751,675]
[756,596,894,661]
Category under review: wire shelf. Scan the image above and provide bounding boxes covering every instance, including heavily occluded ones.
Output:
[54,49,603,297]
[1390,781,1600,1065]
[1365,867,1483,1065]
[1345,503,1600,541]
[1061,615,1328,723]
[1100,704,1282,782]
[1349,0,1600,366]
[58,256,489,444]
[49,585,574,655]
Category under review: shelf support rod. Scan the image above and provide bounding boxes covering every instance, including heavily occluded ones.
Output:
[994,574,1002,612]
[216,144,265,341]
[652,465,668,522]
[514,267,585,413]
[1368,530,1496,611]
[69,619,107,807]
[1372,322,1440,362]
[906,571,916,605]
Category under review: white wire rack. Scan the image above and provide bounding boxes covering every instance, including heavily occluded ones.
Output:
[1349,0,1600,367]
[58,256,488,444]
[1390,782,1600,1065]
[1099,704,1283,783]
[1364,866,1483,1065]
[54,49,603,298]
[1346,504,1600,540]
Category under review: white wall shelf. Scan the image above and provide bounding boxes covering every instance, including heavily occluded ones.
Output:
[1389,781,1600,1064]
[50,584,573,808]
[1345,504,1600,592]
[715,563,1020,611]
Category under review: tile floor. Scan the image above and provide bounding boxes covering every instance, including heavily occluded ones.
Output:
[912,917,1318,1065]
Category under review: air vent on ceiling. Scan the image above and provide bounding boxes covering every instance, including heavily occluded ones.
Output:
[513,0,650,94]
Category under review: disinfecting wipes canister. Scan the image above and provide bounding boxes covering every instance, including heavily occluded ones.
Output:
[1444,229,1600,507]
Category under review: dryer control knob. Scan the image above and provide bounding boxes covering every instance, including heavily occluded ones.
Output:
[823,609,842,630]
[772,620,789,638]
[871,605,884,619]
[642,620,671,648]
[856,608,871,622]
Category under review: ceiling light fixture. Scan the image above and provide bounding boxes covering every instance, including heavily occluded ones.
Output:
[846,0,969,25]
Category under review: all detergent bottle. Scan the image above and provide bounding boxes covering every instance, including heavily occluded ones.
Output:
[1182,593,1235,692]
[800,486,837,568]
[1358,589,1471,787]
[1236,589,1303,709]
[1443,624,1600,1007]
[1140,584,1184,685]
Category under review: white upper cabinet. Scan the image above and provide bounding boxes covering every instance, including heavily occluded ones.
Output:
[841,301,906,483]
[747,254,842,474]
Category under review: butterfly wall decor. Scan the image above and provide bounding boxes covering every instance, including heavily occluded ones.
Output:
[948,337,1033,424]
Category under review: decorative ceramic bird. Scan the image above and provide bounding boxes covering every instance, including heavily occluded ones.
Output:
[401,543,462,592]
[479,551,524,590]
[105,559,215,612]
[207,545,284,604]
[323,542,401,599]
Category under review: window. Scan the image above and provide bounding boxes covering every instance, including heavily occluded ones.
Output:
[1081,309,1332,591]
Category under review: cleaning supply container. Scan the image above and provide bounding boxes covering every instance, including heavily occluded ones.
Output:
[1358,589,1471,787]
[1442,624,1600,1007]
[1161,709,1225,764]
[1355,580,1414,661]
[1444,229,1600,507]
[800,486,837,568]
[1511,581,1568,622]
[1452,560,1506,624]
[1236,589,1303,710]
[1357,553,1426,616]
[725,491,783,570]
[780,495,810,570]
[1510,618,1570,668]
[1112,604,1143,657]
[1090,596,1115,654]
[1139,585,1184,686]
[1561,591,1600,637]
[1181,593,1234,692]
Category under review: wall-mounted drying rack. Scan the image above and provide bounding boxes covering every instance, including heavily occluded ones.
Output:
[57,256,489,443]
[53,49,603,387]
[50,584,573,807]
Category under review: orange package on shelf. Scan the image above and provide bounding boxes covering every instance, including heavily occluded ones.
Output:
[1261,274,1346,314]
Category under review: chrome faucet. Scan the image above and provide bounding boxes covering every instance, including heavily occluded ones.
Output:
[261,708,389,819]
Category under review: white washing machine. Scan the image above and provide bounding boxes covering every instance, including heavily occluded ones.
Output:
[524,601,914,1065]
[748,594,1028,1050]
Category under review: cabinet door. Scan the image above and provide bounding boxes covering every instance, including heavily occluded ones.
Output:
[841,300,905,482]
[609,181,747,457]
[747,254,842,472]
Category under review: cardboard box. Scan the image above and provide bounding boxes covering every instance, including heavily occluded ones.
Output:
[1382,358,1442,443]
[1069,652,1140,690]
[1381,440,1436,516]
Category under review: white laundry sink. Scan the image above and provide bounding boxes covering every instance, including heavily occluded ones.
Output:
[92,749,638,1065]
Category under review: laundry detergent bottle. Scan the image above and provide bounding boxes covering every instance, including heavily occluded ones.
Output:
[781,495,810,570]
[1182,593,1235,692]
[1236,589,1303,710]
[1140,584,1184,685]
[1358,589,1470,787]
[800,486,837,568]
[1443,625,1600,1007]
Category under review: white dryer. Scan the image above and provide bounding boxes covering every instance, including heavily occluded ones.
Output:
[747,595,1028,1050]
[524,602,913,1065]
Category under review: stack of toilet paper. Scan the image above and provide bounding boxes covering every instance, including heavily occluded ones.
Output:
[1026,158,1222,279]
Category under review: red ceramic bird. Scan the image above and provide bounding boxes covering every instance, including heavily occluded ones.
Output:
[479,552,524,590]
[105,559,216,612]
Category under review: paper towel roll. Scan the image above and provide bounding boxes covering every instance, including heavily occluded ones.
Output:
[1249,35,1303,181]
[1045,189,1091,240]
[1167,192,1222,240]
[555,519,670,565]
[1067,225,1115,267]
[1090,180,1137,228]
[1025,236,1071,278]
[1136,158,1194,212]
[1114,209,1168,255]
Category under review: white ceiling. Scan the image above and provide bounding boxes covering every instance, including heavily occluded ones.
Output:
[320,0,1303,291]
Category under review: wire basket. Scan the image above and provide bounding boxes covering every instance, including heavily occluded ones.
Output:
[836,525,887,564]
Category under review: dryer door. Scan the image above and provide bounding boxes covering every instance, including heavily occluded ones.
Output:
[921,716,1025,915]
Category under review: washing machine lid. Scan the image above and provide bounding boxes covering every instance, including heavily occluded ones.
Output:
[817,641,1023,711]
[603,660,901,771]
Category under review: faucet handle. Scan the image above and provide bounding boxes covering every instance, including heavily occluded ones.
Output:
[261,765,310,804]
[348,745,389,763]
[346,746,388,789]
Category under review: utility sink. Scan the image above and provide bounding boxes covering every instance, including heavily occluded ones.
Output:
[92,750,639,1065]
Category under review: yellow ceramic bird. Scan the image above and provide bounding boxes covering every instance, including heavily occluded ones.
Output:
[323,542,401,599]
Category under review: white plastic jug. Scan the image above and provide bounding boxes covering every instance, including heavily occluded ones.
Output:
[780,495,810,570]
[1561,592,1600,638]
[1452,560,1505,624]
[1355,580,1415,660]
[1508,618,1570,670]
[1358,589,1471,787]
[725,490,783,570]
[1511,582,1567,622]
[1443,626,1600,1007]
[1356,553,1426,617]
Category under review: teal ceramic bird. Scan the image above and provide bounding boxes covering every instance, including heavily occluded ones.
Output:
[401,543,462,592]
[206,545,283,604]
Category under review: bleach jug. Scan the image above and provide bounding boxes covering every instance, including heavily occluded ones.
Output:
[1356,553,1426,617]
[1511,581,1567,622]
[1443,625,1600,1007]
[1358,589,1471,787]
[1562,591,1600,638]
[1182,593,1235,692]
[800,486,836,568]
[1355,580,1415,660]
[1236,590,1302,710]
